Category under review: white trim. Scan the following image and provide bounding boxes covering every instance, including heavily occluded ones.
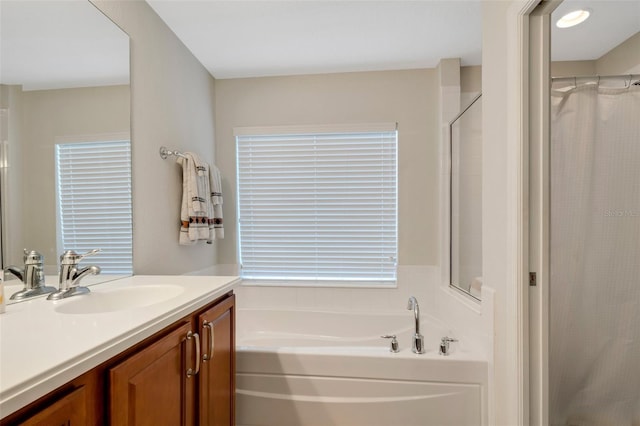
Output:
[54,131,130,145]
[233,122,397,137]
[505,1,540,424]
[240,279,397,289]
[528,2,562,424]
[444,283,483,312]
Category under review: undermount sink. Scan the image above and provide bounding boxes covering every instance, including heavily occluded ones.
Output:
[53,285,185,315]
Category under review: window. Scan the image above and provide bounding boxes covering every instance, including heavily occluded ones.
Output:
[55,139,132,274]
[236,124,397,285]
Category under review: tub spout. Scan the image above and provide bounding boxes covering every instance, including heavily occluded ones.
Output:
[407,296,425,354]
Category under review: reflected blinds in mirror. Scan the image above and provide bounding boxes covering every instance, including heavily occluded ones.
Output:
[55,140,132,274]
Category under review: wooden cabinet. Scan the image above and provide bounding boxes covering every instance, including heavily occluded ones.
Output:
[109,321,196,426]
[1,292,235,426]
[19,386,87,426]
[108,294,236,426]
[198,295,235,426]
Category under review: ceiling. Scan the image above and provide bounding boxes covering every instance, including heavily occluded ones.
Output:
[551,0,640,62]
[0,0,129,91]
[146,0,484,79]
[147,0,640,80]
[1,1,638,89]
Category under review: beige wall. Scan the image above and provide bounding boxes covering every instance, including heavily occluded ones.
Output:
[461,65,482,105]
[550,31,640,78]
[214,69,439,267]
[16,85,130,269]
[550,60,596,78]
[596,31,640,75]
[91,0,218,274]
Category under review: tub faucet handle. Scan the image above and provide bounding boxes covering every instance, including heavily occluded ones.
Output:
[439,336,458,356]
[381,335,399,353]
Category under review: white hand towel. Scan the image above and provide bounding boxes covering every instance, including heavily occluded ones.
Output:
[177,152,212,245]
[209,164,224,240]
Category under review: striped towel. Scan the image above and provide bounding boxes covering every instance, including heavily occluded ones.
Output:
[177,153,223,245]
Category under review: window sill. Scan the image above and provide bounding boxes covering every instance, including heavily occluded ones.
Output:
[240,279,397,289]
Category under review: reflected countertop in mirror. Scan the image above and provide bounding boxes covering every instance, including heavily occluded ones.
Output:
[0,0,131,303]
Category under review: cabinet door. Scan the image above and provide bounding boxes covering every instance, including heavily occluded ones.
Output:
[20,386,86,426]
[109,321,198,426]
[198,294,235,426]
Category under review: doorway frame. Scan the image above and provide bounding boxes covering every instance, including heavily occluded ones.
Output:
[497,0,558,424]
[526,1,562,424]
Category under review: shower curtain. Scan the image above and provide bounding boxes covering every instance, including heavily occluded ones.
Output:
[550,83,640,426]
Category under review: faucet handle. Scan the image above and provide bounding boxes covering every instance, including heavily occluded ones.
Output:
[60,249,101,265]
[381,335,399,353]
[439,336,458,356]
[23,249,44,265]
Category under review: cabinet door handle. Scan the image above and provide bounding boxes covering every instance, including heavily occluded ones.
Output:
[186,331,200,377]
[202,320,215,361]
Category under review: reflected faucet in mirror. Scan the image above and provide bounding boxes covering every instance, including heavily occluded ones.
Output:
[47,249,101,301]
[5,249,56,300]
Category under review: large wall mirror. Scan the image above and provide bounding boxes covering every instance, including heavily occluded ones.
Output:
[0,0,131,303]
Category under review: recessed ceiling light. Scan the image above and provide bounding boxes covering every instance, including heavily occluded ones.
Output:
[556,9,591,28]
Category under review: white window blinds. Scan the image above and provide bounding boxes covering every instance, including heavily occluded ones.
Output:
[55,140,132,275]
[236,127,397,284]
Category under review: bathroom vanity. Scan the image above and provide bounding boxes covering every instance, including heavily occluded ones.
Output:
[0,275,239,425]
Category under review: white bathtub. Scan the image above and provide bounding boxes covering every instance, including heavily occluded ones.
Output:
[236,308,488,426]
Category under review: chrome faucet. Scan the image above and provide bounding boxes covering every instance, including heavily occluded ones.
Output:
[407,296,425,354]
[47,249,101,300]
[5,249,56,300]
[381,334,400,353]
[439,336,458,356]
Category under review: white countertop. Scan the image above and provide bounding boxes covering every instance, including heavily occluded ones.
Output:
[0,275,240,418]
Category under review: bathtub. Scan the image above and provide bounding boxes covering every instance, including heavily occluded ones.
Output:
[236,308,488,426]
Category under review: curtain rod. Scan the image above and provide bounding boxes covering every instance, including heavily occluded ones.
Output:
[552,73,640,81]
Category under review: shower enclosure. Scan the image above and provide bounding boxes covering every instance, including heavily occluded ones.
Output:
[549,75,640,425]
